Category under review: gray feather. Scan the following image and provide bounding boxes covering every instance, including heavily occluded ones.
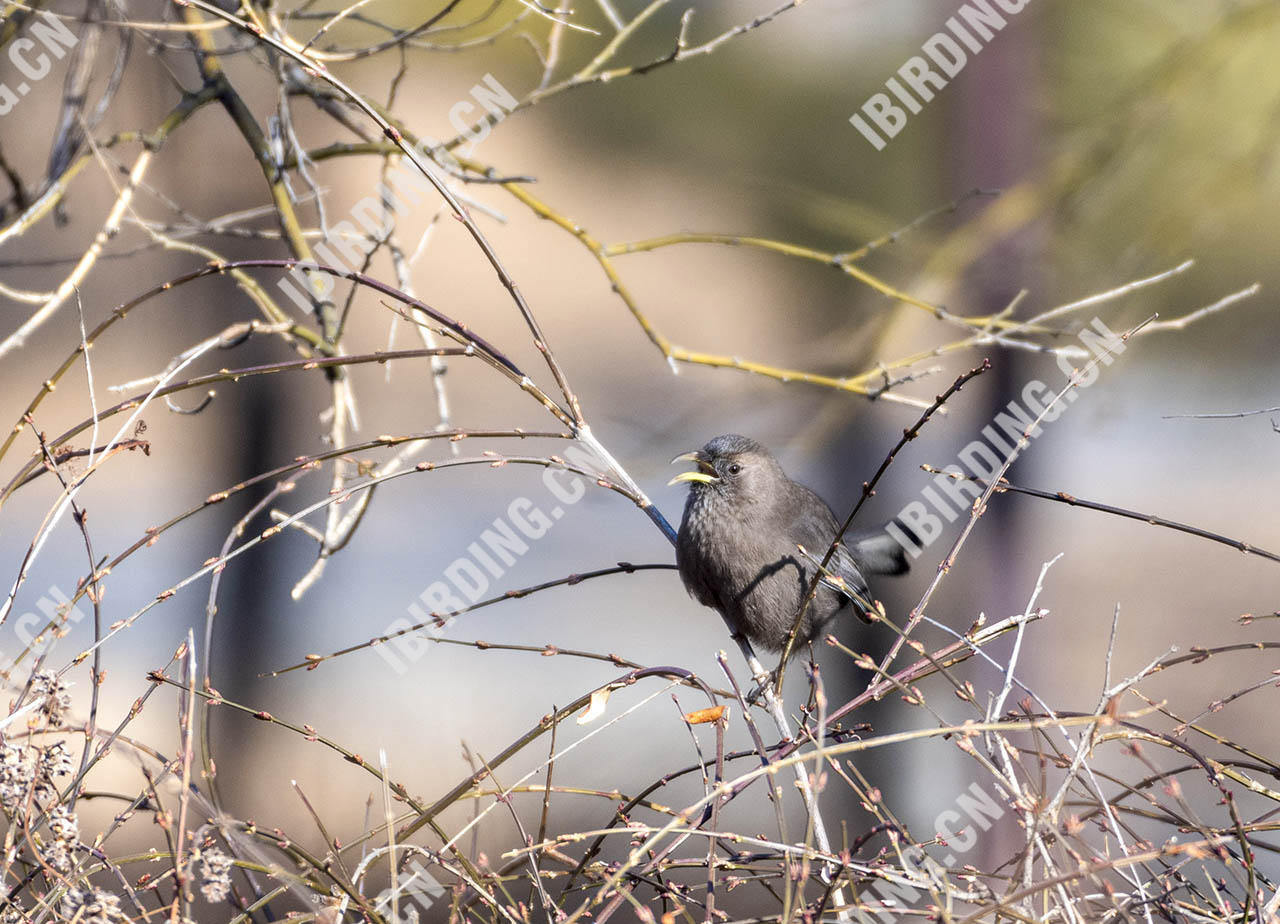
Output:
[673,435,911,655]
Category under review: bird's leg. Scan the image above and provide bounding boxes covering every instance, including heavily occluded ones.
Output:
[745,673,778,706]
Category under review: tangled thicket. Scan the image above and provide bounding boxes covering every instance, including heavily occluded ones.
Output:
[1,2,1277,923]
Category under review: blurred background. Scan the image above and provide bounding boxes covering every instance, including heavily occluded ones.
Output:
[1,0,1277,915]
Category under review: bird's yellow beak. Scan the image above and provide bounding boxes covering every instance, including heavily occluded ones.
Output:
[668,451,719,486]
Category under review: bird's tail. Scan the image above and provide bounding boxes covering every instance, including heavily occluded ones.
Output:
[846,521,917,575]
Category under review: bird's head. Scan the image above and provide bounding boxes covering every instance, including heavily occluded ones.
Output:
[668,434,785,507]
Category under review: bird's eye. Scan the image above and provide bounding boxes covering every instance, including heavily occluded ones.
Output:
[726,462,742,476]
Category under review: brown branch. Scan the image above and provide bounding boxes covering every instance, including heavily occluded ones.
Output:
[926,467,1280,565]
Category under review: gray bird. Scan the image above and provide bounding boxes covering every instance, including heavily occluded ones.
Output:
[669,434,910,655]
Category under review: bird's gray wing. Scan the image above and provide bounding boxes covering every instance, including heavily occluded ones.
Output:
[784,484,875,618]
[825,543,875,619]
